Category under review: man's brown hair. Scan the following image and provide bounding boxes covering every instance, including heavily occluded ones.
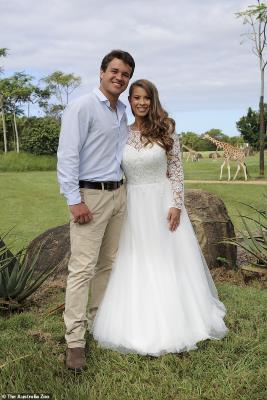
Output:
[101,50,135,78]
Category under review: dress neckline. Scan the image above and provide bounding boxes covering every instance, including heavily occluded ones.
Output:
[129,125,141,133]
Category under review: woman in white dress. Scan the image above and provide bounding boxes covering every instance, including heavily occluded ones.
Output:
[93,79,228,356]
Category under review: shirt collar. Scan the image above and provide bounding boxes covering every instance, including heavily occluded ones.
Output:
[93,87,126,111]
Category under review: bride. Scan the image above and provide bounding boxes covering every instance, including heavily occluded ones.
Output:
[92,79,228,356]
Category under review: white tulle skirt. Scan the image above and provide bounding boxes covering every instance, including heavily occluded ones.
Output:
[93,179,228,356]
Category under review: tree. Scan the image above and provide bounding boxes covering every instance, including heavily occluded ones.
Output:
[236,105,267,149]
[236,1,267,176]
[180,130,233,151]
[229,135,245,147]
[27,86,51,118]
[0,72,36,152]
[0,48,8,74]
[203,128,229,142]
[42,71,81,117]
[0,72,49,152]
[0,48,8,152]
[180,131,199,148]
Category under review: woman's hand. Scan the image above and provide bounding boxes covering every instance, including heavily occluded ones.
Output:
[167,207,181,232]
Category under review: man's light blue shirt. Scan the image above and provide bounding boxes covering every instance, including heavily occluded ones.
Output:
[57,88,128,205]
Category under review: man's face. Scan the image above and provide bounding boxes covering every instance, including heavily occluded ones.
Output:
[100,58,132,99]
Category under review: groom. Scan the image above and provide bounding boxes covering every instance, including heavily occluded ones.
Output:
[57,49,135,372]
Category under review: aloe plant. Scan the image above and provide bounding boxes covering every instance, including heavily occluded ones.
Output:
[224,195,267,268]
[0,236,60,309]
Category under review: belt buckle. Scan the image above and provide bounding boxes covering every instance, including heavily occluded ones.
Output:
[106,182,114,191]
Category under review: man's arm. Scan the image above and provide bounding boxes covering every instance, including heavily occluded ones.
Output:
[57,99,92,223]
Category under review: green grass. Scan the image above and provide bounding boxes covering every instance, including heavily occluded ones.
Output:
[183,152,267,181]
[0,151,56,172]
[0,283,266,400]
[0,171,68,250]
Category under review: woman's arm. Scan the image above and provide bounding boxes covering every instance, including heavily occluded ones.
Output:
[166,134,184,231]
[166,133,184,210]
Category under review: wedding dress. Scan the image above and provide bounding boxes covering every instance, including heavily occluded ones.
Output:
[92,129,228,356]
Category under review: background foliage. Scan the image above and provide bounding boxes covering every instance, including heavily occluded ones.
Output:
[19,117,60,155]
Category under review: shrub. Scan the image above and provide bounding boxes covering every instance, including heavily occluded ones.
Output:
[20,117,60,155]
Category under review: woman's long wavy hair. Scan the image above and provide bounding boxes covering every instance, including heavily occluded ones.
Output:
[129,79,175,152]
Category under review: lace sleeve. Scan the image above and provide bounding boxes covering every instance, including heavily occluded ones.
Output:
[167,134,184,209]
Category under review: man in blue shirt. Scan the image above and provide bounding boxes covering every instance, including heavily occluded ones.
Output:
[57,49,135,372]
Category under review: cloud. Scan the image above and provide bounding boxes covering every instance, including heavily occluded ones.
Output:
[0,0,261,133]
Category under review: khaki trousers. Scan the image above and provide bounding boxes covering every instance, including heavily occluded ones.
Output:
[64,185,126,348]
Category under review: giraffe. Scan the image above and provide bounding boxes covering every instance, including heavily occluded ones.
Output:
[203,134,248,181]
[182,144,201,162]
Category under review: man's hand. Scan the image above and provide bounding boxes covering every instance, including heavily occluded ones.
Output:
[69,202,93,224]
[167,207,181,232]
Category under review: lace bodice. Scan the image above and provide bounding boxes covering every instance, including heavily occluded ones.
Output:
[122,129,184,209]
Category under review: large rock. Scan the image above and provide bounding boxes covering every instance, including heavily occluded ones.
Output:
[184,189,236,268]
[26,224,71,275]
[26,189,237,273]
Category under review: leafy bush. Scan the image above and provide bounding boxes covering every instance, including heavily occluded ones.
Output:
[20,116,60,155]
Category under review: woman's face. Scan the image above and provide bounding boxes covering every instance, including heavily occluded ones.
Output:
[129,86,151,118]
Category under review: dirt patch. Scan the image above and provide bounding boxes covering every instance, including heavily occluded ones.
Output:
[211,246,265,288]
[236,245,258,268]
[28,275,67,311]
[211,267,245,286]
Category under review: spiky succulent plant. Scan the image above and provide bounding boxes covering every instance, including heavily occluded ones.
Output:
[0,236,59,309]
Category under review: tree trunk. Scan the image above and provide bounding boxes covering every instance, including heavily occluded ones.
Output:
[0,94,7,153]
[13,112,19,153]
[1,111,7,153]
[259,68,265,176]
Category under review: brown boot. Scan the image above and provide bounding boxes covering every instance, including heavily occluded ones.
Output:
[66,347,86,373]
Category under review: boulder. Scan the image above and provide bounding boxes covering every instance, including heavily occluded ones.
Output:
[26,189,237,273]
[26,224,71,275]
[184,189,236,268]
[209,152,221,159]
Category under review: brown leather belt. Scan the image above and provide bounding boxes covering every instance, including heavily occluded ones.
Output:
[79,180,124,191]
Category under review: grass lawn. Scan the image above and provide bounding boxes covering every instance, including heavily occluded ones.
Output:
[0,171,69,250]
[0,282,266,400]
[0,151,56,172]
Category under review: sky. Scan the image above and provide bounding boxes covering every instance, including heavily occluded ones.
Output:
[0,0,264,136]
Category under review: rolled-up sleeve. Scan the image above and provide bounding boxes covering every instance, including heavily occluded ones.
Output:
[57,101,91,205]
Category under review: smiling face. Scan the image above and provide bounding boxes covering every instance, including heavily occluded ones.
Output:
[100,58,132,102]
[129,86,151,118]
